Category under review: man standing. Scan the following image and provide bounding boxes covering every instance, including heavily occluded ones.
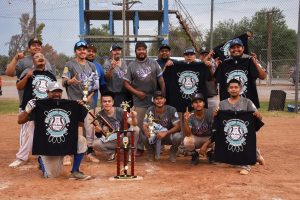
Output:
[103,43,130,107]
[18,81,91,180]
[183,93,214,165]
[62,40,99,163]
[92,91,139,161]
[183,47,198,64]
[156,44,175,70]
[142,91,182,162]
[9,52,57,168]
[124,41,166,156]
[86,44,106,109]
[214,38,266,108]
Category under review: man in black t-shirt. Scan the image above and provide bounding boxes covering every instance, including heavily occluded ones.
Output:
[214,38,266,108]
[18,81,91,180]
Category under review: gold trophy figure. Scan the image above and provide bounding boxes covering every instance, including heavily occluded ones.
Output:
[123,136,129,149]
[147,111,155,138]
[82,80,89,103]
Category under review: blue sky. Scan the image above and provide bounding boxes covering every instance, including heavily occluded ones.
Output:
[0,0,298,56]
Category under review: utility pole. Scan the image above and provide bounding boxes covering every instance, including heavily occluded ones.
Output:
[33,0,36,37]
[209,0,214,50]
[122,0,126,60]
[267,11,273,86]
[295,0,300,113]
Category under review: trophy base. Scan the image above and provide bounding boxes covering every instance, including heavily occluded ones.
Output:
[114,175,137,179]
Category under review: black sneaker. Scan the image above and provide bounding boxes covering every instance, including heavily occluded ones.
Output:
[207,150,215,163]
[191,151,199,165]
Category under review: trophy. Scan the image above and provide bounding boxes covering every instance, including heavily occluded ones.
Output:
[147,111,155,138]
[114,101,136,179]
[82,80,89,103]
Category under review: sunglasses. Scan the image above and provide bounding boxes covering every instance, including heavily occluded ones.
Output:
[75,41,87,48]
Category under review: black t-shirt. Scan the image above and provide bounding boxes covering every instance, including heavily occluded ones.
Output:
[212,110,264,165]
[20,70,56,110]
[213,33,249,61]
[214,56,260,108]
[163,62,212,112]
[31,99,87,156]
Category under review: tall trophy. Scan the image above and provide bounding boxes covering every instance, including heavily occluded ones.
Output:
[114,101,137,179]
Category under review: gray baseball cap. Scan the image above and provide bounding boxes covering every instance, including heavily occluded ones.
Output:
[47,82,63,92]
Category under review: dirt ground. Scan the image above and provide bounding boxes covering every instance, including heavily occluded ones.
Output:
[0,114,299,200]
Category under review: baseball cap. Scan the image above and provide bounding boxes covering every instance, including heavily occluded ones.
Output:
[191,93,204,103]
[135,41,147,50]
[153,91,165,99]
[74,40,88,51]
[159,44,171,51]
[229,38,244,48]
[28,38,42,47]
[184,47,196,55]
[47,82,63,92]
[110,43,122,51]
[87,44,97,53]
[199,48,209,55]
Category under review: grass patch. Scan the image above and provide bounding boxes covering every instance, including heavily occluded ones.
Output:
[0,99,19,114]
[259,101,299,117]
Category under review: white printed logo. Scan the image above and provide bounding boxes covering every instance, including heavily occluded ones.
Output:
[178,71,199,99]
[44,109,71,144]
[32,75,53,99]
[223,119,249,152]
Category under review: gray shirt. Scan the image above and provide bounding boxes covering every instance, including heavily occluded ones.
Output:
[188,108,213,137]
[143,105,180,130]
[62,59,99,108]
[219,97,257,112]
[123,57,163,107]
[16,55,55,104]
[103,59,127,93]
[98,107,125,131]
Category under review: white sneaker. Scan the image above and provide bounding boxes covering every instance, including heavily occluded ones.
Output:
[86,153,100,163]
[9,159,26,168]
[63,155,72,166]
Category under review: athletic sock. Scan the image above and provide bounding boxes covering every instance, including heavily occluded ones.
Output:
[71,153,84,173]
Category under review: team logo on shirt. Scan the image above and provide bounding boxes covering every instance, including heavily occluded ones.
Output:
[178,71,199,99]
[44,109,71,144]
[32,75,53,99]
[136,66,151,80]
[226,70,248,96]
[223,119,249,152]
[220,40,232,59]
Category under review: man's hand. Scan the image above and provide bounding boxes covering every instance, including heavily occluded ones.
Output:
[183,106,192,121]
[25,69,33,79]
[165,60,174,67]
[15,52,25,61]
[156,131,168,139]
[67,73,81,85]
[213,107,219,117]
[130,110,137,118]
[77,100,85,106]
[136,91,146,100]
[253,111,262,120]
[25,99,36,114]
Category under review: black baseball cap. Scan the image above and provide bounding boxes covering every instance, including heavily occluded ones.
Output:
[87,44,97,53]
[153,91,165,99]
[159,44,171,51]
[28,38,42,47]
[199,48,209,55]
[110,43,122,51]
[184,47,196,55]
[74,40,88,51]
[135,41,147,50]
[191,93,204,103]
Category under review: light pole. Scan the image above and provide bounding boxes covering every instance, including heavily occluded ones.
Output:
[210,0,214,50]
[33,0,36,37]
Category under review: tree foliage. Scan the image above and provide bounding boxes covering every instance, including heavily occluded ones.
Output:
[0,55,9,75]
[8,13,45,59]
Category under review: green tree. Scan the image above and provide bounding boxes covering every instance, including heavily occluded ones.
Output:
[0,55,9,75]
[8,13,45,58]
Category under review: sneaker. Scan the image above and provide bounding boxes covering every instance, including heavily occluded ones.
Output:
[63,155,72,166]
[69,171,92,180]
[240,169,250,175]
[206,150,215,163]
[257,154,265,165]
[9,159,26,168]
[191,151,199,165]
[86,153,100,163]
[147,153,155,162]
[169,146,177,163]
[107,153,116,162]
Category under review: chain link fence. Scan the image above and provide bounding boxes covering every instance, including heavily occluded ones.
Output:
[0,0,299,85]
